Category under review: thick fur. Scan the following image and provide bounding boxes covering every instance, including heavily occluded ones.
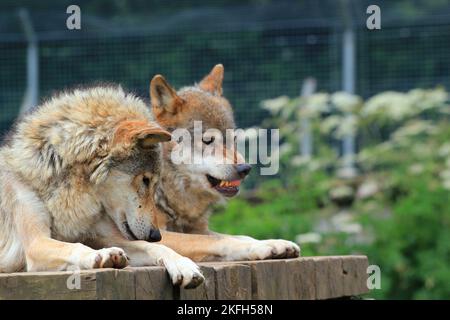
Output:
[151,65,301,261]
[0,86,204,288]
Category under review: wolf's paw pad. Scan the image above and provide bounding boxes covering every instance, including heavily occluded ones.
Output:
[165,257,205,289]
[93,247,129,269]
[260,239,301,259]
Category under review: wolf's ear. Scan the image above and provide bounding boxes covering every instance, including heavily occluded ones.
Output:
[114,120,172,149]
[150,75,183,116]
[137,129,172,149]
[199,64,224,96]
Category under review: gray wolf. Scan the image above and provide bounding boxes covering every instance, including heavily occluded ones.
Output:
[0,86,204,288]
[149,65,301,261]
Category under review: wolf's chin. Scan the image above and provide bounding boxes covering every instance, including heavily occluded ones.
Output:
[121,221,139,241]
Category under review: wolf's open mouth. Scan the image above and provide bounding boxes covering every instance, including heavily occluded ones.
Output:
[206,174,241,197]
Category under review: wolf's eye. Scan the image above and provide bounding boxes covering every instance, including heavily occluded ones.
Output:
[142,176,150,187]
[202,136,215,145]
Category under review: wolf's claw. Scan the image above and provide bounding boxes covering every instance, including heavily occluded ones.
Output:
[163,256,205,289]
[225,239,301,261]
[261,239,301,259]
[184,273,205,289]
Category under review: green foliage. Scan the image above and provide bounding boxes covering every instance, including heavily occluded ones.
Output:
[211,88,450,299]
[361,178,450,299]
[211,171,329,241]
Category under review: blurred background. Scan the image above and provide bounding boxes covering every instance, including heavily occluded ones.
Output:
[1,0,449,299]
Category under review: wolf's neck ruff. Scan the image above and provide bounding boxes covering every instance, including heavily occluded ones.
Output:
[153,158,223,234]
[154,182,178,222]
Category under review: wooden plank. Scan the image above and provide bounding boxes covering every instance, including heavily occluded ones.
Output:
[180,266,216,300]
[210,264,252,300]
[0,256,370,300]
[312,256,345,299]
[202,260,289,299]
[342,255,369,296]
[0,270,97,300]
[133,266,173,300]
[245,260,289,300]
[95,269,136,300]
[286,258,316,299]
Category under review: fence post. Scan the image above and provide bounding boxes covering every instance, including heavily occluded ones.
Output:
[299,77,317,160]
[18,8,39,114]
[340,0,357,177]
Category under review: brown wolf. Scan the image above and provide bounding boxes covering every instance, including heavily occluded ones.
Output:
[150,65,301,261]
[0,86,204,288]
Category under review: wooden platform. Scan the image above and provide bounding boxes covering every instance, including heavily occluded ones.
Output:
[0,256,369,300]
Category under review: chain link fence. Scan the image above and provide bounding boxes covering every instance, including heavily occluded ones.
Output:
[1,1,450,135]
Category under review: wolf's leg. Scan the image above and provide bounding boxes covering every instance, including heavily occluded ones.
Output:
[209,231,301,260]
[91,218,204,289]
[159,230,300,262]
[8,178,128,271]
[25,237,129,271]
[185,221,300,260]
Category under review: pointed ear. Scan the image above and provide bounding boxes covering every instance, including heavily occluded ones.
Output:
[150,75,183,116]
[137,129,172,148]
[199,64,224,96]
[114,120,172,149]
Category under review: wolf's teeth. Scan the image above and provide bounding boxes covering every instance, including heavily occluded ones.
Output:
[219,181,233,188]
[217,181,238,188]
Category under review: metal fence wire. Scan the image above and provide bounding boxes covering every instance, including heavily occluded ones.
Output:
[1,0,450,136]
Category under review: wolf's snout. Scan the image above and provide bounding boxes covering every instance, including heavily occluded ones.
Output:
[147,227,162,242]
[236,164,252,178]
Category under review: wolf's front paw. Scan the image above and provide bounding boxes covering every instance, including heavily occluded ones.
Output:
[260,239,301,259]
[90,247,129,269]
[161,256,204,289]
[227,239,300,260]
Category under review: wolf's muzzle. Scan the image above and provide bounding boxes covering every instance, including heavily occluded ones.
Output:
[236,163,252,178]
[147,227,162,242]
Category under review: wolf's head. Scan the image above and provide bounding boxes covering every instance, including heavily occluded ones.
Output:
[150,65,251,199]
[8,86,172,242]
[95,119,171,242]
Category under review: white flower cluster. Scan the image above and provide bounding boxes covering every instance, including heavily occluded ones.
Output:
[331,91,363,113]
[334,114,358,138]
[261,96,290,115]
[391,120,436,143]
[258,87,449,170]
[299,93,330,117]
[362,88,448,121]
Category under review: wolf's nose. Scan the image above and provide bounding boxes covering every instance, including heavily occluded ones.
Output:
[236,164,252,178]
[147,228,162,242]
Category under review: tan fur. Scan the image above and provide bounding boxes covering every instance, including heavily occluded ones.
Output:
[0,86,204,288]
[151,65,301,261]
